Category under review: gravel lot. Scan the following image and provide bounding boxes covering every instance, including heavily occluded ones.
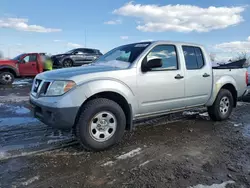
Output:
[1,79,250,188]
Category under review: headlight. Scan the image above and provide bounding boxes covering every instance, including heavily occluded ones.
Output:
[46,81,76,96]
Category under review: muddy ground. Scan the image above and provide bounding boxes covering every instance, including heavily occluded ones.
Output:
[1,79,250,188]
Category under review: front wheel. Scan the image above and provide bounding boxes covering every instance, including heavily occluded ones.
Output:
[75,98,126,151]
[0,72,14,85]
[208,89,234,121]
[63,59,73,67]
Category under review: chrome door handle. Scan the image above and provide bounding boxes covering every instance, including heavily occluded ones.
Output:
[175,74,184,79]
[203,73,210,77]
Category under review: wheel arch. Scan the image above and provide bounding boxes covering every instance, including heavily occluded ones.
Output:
[74,91,133,131]
[0,66,18,77]
[220,83,237,107]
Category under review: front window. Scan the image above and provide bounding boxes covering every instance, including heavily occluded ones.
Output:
[146,45,178,70]
[12,53,25,61]
[66,49,75,54]
[94,42,151,65]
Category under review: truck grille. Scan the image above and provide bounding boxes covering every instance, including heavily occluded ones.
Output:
[32,79,52,97]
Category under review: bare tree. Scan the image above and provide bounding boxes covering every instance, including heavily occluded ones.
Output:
[235,52,248,61]
[233,52,250,67]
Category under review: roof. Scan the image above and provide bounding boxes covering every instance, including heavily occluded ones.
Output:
[75,48,100,51]
[151,40,203,47]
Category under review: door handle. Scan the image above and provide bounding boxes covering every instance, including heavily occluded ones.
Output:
[203,73,210,77]
[175,74,184,79]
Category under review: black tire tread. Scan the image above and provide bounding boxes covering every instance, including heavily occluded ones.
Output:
[207,89,234,121]
[75,98,126,151]
[0,71,14,85]
[63,59,73,67]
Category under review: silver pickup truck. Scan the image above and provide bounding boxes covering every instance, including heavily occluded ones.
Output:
[30,41,248,151]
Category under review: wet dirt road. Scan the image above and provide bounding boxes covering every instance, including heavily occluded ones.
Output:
[1,80,250,188]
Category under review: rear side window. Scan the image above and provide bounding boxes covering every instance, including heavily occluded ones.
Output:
[95,50,102,55]
[84,49,95,54]
[182,46,205,70]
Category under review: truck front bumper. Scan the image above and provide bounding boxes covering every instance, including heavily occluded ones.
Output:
[30,96,79,130]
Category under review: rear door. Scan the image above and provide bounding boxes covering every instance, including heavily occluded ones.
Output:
[18,54,39,76]
[182,46,213,107]
[83,49,97,63]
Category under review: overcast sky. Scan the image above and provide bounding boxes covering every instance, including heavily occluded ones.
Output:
[0,0,249,61]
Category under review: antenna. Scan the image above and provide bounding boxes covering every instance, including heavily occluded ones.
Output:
[85,29,87,47]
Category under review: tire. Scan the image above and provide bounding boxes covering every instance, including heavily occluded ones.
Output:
[207,89,234,121]
[0,71,14,85]
[75,98,126,151]
[63,59,73,67]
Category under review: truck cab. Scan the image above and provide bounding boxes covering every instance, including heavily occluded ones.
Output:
[30,41,247,151]
[0,53,44,85]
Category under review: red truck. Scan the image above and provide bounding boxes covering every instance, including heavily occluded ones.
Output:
[0,53,46,85]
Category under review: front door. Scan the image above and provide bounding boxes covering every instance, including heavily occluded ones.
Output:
[136,44,185,115]
[71,50,85,65]
[182,46,213,107]
[18,54,38,76]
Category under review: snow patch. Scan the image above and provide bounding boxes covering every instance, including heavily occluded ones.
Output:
[0,104,30,115]
[183,111,199,116]
[237,102,247,106]
[139,160,151,167]
[189,180,235,188]
[102,161,115,167]
[14,106,30,114]
[0,95,29,102]
[199,112,209,117]
[0,151,7,159]
[13,79,32,85]
[234,123,242,127]
[0,117,39,130]
[21,176,39,186]
[117,148,142,160]
[101,148,142,167]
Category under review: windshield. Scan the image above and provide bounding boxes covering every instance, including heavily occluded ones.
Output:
[66,49,75,54]
[94,42,151,64]
[12,53,25,60]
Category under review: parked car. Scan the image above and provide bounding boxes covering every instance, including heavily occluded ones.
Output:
[30,41,248,151]
[51,48,103,68]
[0,53,47,85]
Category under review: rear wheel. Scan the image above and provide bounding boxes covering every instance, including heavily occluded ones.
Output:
[63,59,73,67]
[0,72,14,85]
[75,98,126,151]
[208,89,234,121]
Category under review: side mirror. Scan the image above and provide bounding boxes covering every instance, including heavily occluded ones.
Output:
[141,58,162,72]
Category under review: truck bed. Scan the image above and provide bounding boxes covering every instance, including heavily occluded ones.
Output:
[213,68,247,98]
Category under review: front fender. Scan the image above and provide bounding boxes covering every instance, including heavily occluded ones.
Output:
[0,65,19,76]
[206,76,237,106]
[77,79,138,115]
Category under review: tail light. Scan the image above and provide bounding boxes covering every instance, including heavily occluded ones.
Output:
[246,71,248,86]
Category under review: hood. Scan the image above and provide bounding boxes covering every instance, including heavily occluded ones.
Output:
[38,60,130,80]
[0,59,17,65]
[52,53,69,57]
